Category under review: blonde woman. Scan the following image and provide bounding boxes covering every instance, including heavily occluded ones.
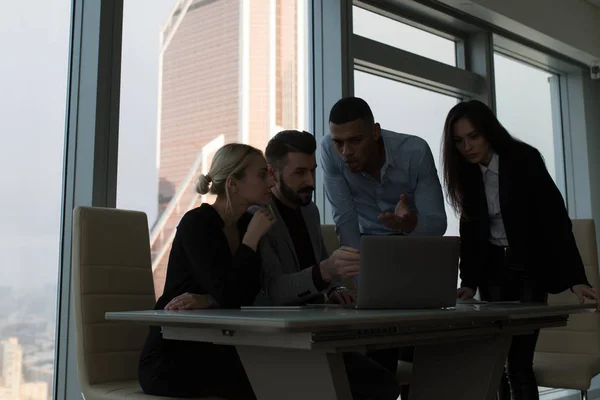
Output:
[139,143,275,399]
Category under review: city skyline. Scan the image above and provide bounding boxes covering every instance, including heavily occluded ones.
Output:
[0,338,49,400]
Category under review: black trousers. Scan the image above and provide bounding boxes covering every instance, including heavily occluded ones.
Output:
[480,244,548,400]
[139,336,257,399]
[366,347,414,399]
[344,352,401,400]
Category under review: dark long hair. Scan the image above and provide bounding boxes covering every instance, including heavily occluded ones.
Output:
[442,100,519,216]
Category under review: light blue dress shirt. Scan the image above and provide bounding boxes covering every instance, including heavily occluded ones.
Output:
[320,129,447,249]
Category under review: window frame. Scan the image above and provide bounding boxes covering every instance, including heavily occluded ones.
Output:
[55,0,124,398]
[313,0,353,223]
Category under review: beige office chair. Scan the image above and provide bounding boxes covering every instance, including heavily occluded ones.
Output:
[72,206,217,399]
[321,224,340,259]
[534,219,600,400]
[320,224,413,385]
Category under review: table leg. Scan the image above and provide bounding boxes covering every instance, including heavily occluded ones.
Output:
[408,335,512,400]
[236,346,352,400]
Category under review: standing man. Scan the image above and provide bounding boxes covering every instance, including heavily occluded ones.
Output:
[320,97,448,398]
[320,96,447,249]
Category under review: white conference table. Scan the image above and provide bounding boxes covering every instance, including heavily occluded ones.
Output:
[106,303,593,400]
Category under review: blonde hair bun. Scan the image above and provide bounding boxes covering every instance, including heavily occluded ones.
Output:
[196,174,212,195]
[195,143,263,202]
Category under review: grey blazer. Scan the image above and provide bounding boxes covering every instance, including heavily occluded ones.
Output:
[250,201,339,305]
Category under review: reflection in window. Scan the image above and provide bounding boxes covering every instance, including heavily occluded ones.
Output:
[117,0,309,297]
[354,70,460,236]
[353,5,456,67]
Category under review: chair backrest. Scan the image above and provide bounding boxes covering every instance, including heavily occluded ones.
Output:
[72,206,156,387]
[536,219,600,354]
[321,224,340,256]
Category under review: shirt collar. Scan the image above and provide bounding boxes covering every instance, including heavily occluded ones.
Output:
[479,152,499,174]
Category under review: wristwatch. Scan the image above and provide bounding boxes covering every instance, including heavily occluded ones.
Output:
[327,286,350,296]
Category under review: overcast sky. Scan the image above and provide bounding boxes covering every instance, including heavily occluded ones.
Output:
[1,0,72,290]
[0,0,175,290]
[0,1,557,290]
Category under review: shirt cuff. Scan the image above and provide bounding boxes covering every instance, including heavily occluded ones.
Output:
[311,264,329,292]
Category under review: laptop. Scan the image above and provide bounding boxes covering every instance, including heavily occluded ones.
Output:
[243,235,460,311]
[355,235,460,309]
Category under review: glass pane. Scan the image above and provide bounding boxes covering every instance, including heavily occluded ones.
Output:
[353,70,460,237]
[353,6,456,67]
[0,1,70,399]
[494,53,564,194]
[117,0,309,298]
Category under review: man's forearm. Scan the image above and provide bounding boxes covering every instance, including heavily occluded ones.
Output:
[337,222,361,249]
[409,212,446,236]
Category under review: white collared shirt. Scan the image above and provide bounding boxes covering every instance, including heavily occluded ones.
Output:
[479,153,509,246]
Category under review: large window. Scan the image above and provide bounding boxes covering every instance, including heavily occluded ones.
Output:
[351,5,572,238]
[494,52,566,195]
[116,0,310,297]
[0,1,71,399]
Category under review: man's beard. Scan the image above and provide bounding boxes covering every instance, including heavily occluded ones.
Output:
[279,176,314,206]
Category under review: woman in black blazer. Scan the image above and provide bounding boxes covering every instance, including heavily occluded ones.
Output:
[138,143,276,399]
[441,100,598,400]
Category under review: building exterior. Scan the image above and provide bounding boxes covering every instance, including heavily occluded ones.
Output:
[19,383,47,400]
[150,0,306,296]
[0,338,50,400]
[1,338,23,400]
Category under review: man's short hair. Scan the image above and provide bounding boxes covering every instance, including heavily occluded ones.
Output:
[265,130,316,168]
[329,97,374,126]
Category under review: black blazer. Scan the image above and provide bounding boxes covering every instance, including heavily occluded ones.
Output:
[459,141,590,294]
[139,204,261,394]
